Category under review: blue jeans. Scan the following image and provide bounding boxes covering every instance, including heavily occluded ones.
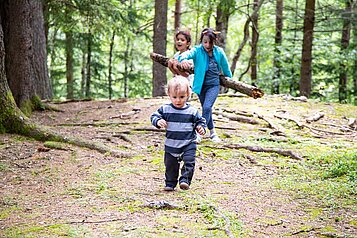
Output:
[198,85,219,130]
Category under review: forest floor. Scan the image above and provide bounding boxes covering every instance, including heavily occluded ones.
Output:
[0,94,357,238]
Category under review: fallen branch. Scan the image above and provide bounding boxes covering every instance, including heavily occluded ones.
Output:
[213,111,260,125]
[212,206,235,238]
[150,52,264,99]
[275,113,348,136]
[205,144,303,160]
[306,112,324,123]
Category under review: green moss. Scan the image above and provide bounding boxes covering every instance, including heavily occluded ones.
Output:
[19,95,45,117]
[44,141,67,150]
[19,99,33,117]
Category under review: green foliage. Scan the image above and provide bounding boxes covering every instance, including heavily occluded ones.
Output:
[46,0,356,104]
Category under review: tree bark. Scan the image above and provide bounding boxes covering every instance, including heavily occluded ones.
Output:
[174,0,181,31]
[299,0,315,98]
[108,30,115,100]
[215,0,234,50]
[65,4,74,100]
[251,0,259,85]
[152,0,168,97]
[2,0,52,108]
[85,32,92,98]
[353,0,357,105]
[272,0,283,94]
[150,52,264,98]
[338,0,352,103]
[66,31,74,100]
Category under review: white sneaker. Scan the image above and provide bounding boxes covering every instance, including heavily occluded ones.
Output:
[210,133,222,143]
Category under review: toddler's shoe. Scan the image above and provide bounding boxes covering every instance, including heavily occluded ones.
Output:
[179,182,189,190]
[210,133,222,143]
[164,186,174,191]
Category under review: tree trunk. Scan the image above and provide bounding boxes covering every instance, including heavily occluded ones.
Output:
[338,0,352,103]
[174,0,181,31]
[215,0,233,50]
[2,0,51,109]
[289,0,300,96]
[353,0,357,105]
[216,0,233,93]
[108,30,115,100]
[230,0,265,76]
[299,0,315,98]
[81,49,86,98]
[85,32,92,98]
[124,37,131,98]
[272,0,283,94]
[66,31,74,100]
[251,0,259,84]
[152,0,168,97]
[31,0,52,100]
[0,12,129,157]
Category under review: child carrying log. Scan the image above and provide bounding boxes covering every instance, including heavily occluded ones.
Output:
[172,28,232,143]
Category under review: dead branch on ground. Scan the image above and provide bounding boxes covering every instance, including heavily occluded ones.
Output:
[213,111,260,125]
[205,144,303,160]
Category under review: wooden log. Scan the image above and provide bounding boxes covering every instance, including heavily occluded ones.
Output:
[150,52,264,99]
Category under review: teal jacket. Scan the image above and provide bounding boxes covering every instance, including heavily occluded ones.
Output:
[177,44,232,95]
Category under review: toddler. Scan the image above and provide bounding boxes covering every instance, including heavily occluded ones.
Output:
[151,75,206,191]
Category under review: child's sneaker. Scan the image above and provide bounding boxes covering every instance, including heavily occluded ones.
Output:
[179,182,189,190]
[164,186,174,191]
[210,133,222,143]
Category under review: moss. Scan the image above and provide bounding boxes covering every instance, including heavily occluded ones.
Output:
[19,95,45,117]
[44,141,67,150]
[19,99,33,117]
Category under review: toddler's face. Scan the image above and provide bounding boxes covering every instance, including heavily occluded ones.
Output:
[169,89,189,108]
[176,34,190,53]
[202,35,213,53]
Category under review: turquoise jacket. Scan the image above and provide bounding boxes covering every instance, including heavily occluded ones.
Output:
[177,44,232,95]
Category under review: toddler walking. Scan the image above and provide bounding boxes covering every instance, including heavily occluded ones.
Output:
[151,75,206,191]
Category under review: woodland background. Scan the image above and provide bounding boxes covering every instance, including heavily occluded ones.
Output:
[0,1,357,237]
[1,0,356,112]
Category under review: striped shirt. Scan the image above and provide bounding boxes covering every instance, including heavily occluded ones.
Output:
[151,103,206,154]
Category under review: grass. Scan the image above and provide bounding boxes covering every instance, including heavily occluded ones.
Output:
[273,149,357,209]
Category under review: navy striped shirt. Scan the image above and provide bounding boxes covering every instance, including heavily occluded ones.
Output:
[151,103,206,153]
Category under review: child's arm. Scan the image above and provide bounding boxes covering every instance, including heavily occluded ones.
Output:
[194,111,207,135]
[218,48,232,78]
[151,107,167,129]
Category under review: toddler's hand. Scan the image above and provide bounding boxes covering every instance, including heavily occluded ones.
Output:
[196,126,205,136]
[157,119,167,129]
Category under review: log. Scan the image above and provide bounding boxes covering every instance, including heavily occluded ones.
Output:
[150,52,264,99]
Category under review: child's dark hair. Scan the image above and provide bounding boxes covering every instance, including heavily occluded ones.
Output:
[199,28,219,44]
[175,30,191,50]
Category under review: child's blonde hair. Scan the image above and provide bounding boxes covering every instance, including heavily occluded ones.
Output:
[167,75,192,97]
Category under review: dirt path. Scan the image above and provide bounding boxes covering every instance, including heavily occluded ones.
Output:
[1,96,356,237]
